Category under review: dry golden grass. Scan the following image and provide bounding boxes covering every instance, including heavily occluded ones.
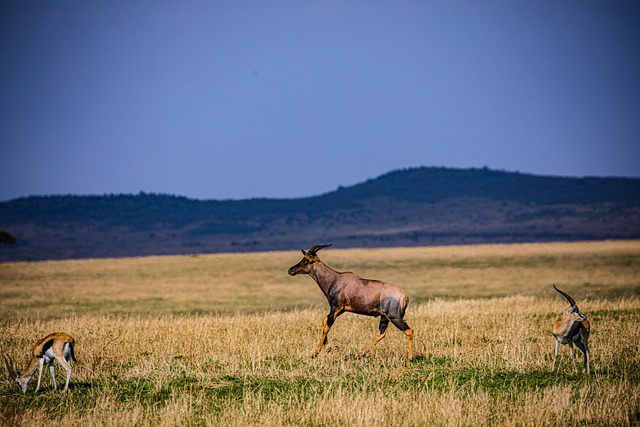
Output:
[0,240,639,426]
[2,240,638,320]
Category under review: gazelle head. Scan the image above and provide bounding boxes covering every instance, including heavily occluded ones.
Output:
[3,355,31,394]
[554,284,587,322]
[288,243,332,276]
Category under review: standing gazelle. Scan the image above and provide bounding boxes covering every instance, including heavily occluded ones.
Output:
[551,285,590,374]
[288,243,414,360]
[4,332,77,394]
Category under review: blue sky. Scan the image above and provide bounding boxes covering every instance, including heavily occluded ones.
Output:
[2,1,639,202]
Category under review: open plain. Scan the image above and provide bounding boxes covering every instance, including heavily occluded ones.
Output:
[1,240,639,426]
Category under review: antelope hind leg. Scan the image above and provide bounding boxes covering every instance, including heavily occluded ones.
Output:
[55,356,73,391]
[404,327,414,361]
[390,316,414,361]
[49,363,57,390]
[358,317,389,358]
[358,333,386,358]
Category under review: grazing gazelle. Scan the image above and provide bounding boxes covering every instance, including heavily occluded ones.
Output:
[4,332,77,393]
[551,285,590,374]
[288,243,414,360]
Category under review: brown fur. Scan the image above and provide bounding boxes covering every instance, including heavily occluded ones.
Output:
[288,243,414,360]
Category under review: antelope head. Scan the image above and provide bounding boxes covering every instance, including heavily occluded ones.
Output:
[554,284,587,322]
[288,243,332,276]
[3,355,29,394]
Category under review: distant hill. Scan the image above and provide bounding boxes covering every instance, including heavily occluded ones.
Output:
[1,167,639,261]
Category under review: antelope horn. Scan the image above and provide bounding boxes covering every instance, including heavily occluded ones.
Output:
[3,355,17,381]
[553,284,576,307]
[307,243,332,256]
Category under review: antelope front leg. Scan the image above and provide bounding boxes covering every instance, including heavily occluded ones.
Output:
[552,339,560,372]
[313,310,337,358]
[574,335,590,375]
[312,315,331,358]
[312,308,343,358]
[580,330,590,375]
[568,342,580,373]
[35,359,45,392]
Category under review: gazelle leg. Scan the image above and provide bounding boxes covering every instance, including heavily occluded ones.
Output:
[49,363,57,390]
[64,366,72,391]
[568,342,579,373]
[582,330,590,375]
[584,342,590,375]
[574,338,590,375]
[568,341,575,358]
[63,363,72,391]
[358,317,389,358]
[552,339,560,372]
[35,359,45,392]
[55,356,73,391]
[585,346,590,375]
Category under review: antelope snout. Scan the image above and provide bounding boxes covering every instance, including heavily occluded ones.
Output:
[287,267,298,276]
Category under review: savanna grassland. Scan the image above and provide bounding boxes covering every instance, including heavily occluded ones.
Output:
[0,241,639,426]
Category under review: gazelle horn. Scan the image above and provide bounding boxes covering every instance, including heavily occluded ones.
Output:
[553,284,576,306]
[3,355,17,380]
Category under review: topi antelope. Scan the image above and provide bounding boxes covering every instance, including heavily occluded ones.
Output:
[4,332,77,394]
[551,285,590,374]
[288,243,414,360]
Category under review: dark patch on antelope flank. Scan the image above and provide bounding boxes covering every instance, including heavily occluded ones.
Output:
[378,297,409,329]
[41,338,54,354]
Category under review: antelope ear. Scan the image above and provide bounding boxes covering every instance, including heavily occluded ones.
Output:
[302,250,313,260]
